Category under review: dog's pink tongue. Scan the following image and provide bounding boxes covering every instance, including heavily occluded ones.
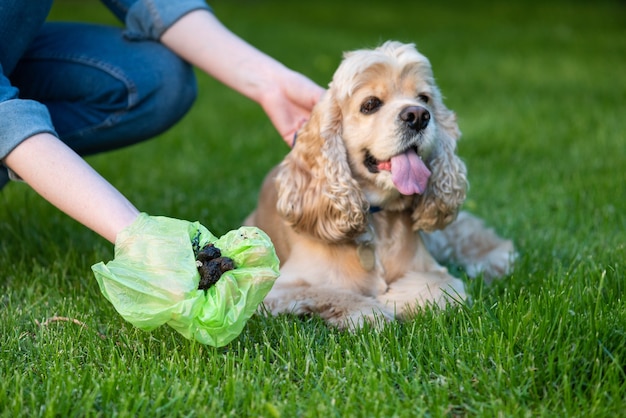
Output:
[391,149,431,195]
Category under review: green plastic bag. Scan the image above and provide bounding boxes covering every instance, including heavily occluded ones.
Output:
[91,213,279,347]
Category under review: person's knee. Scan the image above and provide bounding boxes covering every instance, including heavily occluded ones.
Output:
[145,50,197,134]
[65,44,198,153]
[10,22,199,156]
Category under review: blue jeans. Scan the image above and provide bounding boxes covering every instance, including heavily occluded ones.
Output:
[1,0,203,187]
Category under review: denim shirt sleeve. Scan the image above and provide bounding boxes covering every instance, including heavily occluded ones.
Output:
[101,0,212,41]
[0,67,57,161]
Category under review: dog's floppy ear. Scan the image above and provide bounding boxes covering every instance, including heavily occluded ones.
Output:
[275,91,368,243]
[412,105,468,232]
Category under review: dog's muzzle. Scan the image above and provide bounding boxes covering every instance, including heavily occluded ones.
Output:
[400,106,430,131]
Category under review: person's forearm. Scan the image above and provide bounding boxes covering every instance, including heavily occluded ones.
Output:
[160,9,324,144]
[160,10,285,105]
[3,133,139,243]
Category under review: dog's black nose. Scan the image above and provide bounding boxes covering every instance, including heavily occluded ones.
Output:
[400,106,430,131]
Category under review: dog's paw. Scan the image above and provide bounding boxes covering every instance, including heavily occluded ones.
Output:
[379,273,468,317]
[329,306,395,331]
[464,239,517,283]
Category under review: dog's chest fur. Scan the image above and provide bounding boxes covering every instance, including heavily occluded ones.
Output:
[369,210,425,283]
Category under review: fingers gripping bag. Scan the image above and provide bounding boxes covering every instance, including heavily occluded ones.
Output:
[91,213,279,347]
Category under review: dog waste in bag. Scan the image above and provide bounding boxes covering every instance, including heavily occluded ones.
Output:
[91,213,279,347]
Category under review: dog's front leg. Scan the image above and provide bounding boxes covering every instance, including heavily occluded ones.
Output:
[263,281,394,330]
[378,270,466,318]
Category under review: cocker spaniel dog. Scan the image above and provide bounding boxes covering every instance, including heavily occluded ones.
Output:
[246,41,515,329]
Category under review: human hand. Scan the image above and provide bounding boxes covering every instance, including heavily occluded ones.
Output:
[259,69,325,146]
[258,69,325,147]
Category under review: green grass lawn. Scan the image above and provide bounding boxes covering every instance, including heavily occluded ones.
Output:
[1,0,625,416]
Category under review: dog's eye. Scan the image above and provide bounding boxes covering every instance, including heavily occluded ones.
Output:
[418,94,430,104]
[360,97,383,114]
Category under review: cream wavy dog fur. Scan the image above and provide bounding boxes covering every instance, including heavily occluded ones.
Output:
[246,41,514,329]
